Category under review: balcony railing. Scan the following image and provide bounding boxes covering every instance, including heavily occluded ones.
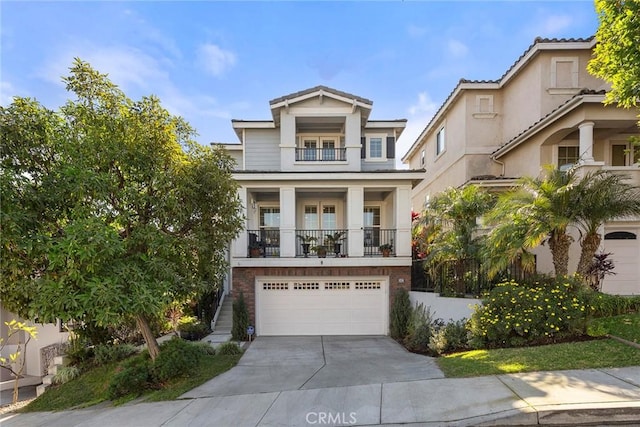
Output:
[295,147,347,162]
[364,228,396,257]
[296,229,348,257]
[247,229,280,258]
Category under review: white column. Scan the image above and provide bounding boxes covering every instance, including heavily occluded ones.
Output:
[395,186,413,257]
[280,111,296,171]
[280,187,296,257]
[578,121,595,163]
[347,186,364,257]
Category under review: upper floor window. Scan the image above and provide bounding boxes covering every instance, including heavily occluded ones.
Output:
[436,127,445,156]
[420,149,425,167]
[296,135,345,161]
[611,142,640,166]
[558,146,579,169]
[366,135,387,161]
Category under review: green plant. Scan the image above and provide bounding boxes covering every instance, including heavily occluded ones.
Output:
[429,319,470,355]
[379,243,393,252]
[65,333,94,367]
[191,341,217,356]
[0,320,38,404]
[152,338,207,383]
[93,343,138,365]
[324,231,345,244]
[405,303,436,354]
[232,293,250,341]
[217,342,243,355]
[297,234,317,244]
[389,288,411,340]
[52,365,81,385]
[107,356,152,399]
[177,317,210,341]
[580,290,640,317]
[468,279,587,348]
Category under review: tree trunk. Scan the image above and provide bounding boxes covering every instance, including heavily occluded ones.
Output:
[548,232,572,277]
[136,313,160,361]
[577,232,602,278]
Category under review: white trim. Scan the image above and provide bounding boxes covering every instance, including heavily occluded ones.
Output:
[366,134,387,161]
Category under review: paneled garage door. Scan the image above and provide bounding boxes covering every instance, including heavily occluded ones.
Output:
[256,277,388,336]
[602,231,639,295]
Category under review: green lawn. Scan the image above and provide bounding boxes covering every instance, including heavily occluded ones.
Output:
[437,338,639,378]
[22,354,241,412]
[588,313,640,344]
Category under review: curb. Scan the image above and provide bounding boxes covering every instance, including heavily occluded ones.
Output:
[479,405,640,426]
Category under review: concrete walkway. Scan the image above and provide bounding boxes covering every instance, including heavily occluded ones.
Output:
[2,336,639,426]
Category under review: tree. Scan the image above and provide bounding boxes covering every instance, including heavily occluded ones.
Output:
[573,170,640,276]
[416,185,495,292]
[0,320,37,404]
[485,166,577,277]
[0,60,244,360]
[588,0,640,112]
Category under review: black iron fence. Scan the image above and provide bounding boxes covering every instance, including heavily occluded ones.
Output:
[296,229,348,257]
[411,257,535,297]
[364,228,396,256]
[295,147,347,161]
[247,229,280,257]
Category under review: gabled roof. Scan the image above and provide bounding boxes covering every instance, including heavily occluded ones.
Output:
[401,36,596,162]
[269,85,373,107]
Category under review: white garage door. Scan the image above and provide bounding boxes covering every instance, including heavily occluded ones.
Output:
[602,231,640,295]
[256,277,388,336]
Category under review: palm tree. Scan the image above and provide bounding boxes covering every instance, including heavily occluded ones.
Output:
[485,166,577,277]
[573,170,640,276]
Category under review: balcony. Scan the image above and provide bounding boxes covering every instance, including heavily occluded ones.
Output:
[295,147,347,162]
[245,228,397,258]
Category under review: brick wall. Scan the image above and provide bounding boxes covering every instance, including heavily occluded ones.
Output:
[231,266,411,329]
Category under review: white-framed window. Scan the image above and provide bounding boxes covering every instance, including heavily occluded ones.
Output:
[321,138,337,161]
[420,149,425,167]
[302,137,318,161]
[304,205,318,229]
[436,127,445,156]
[322,205,336,230]
[363,206,381,247]
[611,142,640,166]
[558,146,580,169]
[367,136,384,159]
[260,207,280,229]
[549,57,579,94]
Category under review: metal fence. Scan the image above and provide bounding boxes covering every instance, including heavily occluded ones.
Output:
[411,257,535,297]
[295,229,348,257]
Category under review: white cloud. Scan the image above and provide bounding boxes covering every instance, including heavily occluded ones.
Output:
[397,91,439,169]
[196,43,237,77]
[539,14,573,35]
[447,39,469,58]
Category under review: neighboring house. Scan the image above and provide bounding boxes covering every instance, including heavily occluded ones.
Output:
[402,37,640,295]
[0,305,69,389]
[220,86,423,336]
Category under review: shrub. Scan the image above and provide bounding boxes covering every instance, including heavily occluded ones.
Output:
[232,293,250,341]
[93,344,138,365]
[468,279,587,348]
[65,334,94,367]
[404,303,437,354]
[581,290,640,318]
[191,341,216,356]
[389,288,412,340]
[107,356,152,399]
[217,342,243,356]
[429,319,469,355]
[151,338,206,383]
[52,365,81,385]
[177,317,210,341]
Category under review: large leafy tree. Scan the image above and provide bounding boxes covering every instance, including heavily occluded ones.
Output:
[588,0,640,113]
[573,170,640,276]
[416,185,494,291]
[485,166,577,277]
[0,60,243,359]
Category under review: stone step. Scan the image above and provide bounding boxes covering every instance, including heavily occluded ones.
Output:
[42,374,54,386]
[48,364,60,376]
[53,355,69,366]
[36,383,48,397]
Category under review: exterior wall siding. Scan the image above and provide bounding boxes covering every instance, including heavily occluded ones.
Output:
[244,129,281,171]
[232,266,411,332]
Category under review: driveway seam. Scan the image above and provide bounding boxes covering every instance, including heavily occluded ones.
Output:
[159,398,197,426]
[298,335,327,390]
[254,391,282,427]
[599,367,640,388]
[378,382,383,425]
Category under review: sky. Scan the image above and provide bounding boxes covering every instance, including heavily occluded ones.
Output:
[1,1,600,166]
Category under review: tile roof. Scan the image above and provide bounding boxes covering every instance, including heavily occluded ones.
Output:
[269,85,373,106]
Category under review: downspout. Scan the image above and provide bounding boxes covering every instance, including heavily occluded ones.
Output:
[491,155,505,177]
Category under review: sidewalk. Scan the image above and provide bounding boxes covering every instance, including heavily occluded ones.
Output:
[1,366,639,426]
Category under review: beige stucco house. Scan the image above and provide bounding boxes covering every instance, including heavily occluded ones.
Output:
[402,37,640,295]
[219,86,423,336]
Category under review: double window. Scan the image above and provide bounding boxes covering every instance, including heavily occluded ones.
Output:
[297,136,342,161]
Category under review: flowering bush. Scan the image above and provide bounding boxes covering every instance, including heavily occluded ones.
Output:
[468,279,588,348]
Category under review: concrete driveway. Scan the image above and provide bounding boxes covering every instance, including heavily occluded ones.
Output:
[180,335,444,398]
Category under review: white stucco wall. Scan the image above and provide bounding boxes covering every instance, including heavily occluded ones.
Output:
[409,291,481,322]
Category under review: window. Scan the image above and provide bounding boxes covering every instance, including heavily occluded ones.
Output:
[436,127,445,156]
[322,138,336,161]
[604,231,637,240]
[304,205,318,229]
[260,207,280,229]
[322,205,336,230]
[558,146,579,169]
[303,138,318,161]
[369,137,383,159]
[420,150,425,167]
[611,143,640,166]
[363,206,381,247]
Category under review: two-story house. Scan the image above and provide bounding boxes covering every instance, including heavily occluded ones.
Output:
[402,37,640,295]
[221,86,423,336]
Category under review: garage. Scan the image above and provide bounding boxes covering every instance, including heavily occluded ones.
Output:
[255,277,388,336]
[601,231,640,295]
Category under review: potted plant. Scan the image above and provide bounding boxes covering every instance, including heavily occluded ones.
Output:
[249,242,262,258]
[379,243,393,257]
[313,244,328,258]
[325,231,346,257]
[297,235,317,258]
